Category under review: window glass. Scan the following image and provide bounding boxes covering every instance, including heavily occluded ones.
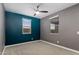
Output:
[22,18,31,34]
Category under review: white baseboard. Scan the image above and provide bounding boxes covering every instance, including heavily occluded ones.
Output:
[2,46,6,55]
[41,40,79,54]
[5,40,41,48]
[2,40,79,55]
[2,40,41,55]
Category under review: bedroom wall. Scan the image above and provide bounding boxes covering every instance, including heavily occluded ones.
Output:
[5,11,40,45]
[41,4,79,51]
[0,4,5,54]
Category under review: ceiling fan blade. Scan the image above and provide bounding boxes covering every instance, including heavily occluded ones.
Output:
[34,13,36,16]
[39,11,48,13]
[37,3,41,9]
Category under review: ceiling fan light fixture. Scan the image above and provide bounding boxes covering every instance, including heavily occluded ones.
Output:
[35,11,40,15]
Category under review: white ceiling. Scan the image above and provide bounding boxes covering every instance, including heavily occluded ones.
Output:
[4,3,77,19]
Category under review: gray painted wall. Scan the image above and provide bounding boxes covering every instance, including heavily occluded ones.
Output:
[0,4,5,54]
[41,4,79,51]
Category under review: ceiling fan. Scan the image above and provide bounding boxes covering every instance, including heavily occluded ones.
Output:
[33,4,48,16]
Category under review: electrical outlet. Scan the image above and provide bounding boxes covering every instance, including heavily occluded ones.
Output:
[31,38,34,40]
[57,41,60,44]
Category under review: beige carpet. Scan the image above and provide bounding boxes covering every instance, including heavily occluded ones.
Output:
[3,40,79,55]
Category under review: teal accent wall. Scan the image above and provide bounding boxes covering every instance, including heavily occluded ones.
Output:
[5,11,40,45]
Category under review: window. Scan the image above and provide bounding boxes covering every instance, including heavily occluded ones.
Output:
[22,18,31,34]
[50,15,59,33]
